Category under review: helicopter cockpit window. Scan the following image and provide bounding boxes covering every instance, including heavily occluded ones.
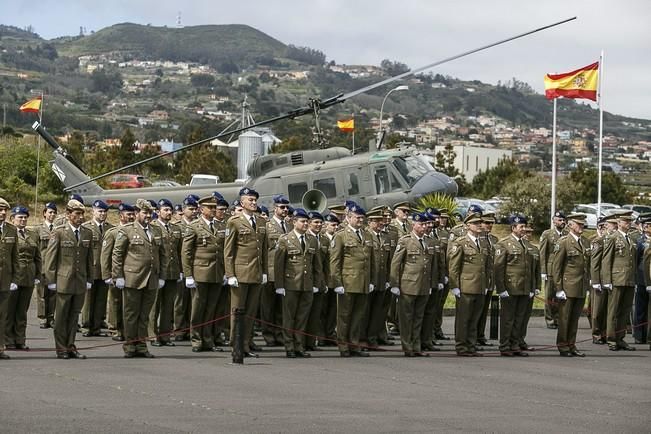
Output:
[392,156,429,187]
[374,166,402,194]
[288,182,308,203]
[348,173,359,195]
[313,178,337,198]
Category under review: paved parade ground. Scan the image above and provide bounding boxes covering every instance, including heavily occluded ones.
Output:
[0,312,649,433]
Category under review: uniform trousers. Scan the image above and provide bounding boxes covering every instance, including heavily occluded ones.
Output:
[82,279,108,334]
[190,282,223,349]
[53,292,85,352]
[108,285,124,337]
[337,292,368,352]
[173,285,192,338]
[230,282,261,353]
[432,285,450,337]
[544,278,559,326]
[36,279,55,325]
[122,286,156,354]
[607,286,634,346]
[260,281,284,344]
[366,290,391,346]
[519,295,535,348]
[477,290,494,340]
[499,294,529,352]
[398,293,428,353]
[212,284,230,345]
[591,288,609,339]
[633,285,648,342]
[420,290,439,347]
[282,290,313,352]
[6,285,34,345]
[305,291,324,348]
[321,289,337,343]
[454,293,484,353]
[557,297,584,352]
[0,291,9,352]
[149,279,177,344]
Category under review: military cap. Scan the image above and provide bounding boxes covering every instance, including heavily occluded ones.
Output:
[158,198,173,209]
[368,205,386,214]
[272,194,290,204]
[66,199,85,212]
[0,197,10,209]
[425,207,441,218]
[382,206,394,217]
[393,201,411,211]
[148,200,159,210]
[328,204,347,214]
[638,212,651,223]
[11,205,29,216]
[118,203,135,212]
[183,196,198,207]
[287,205,295,214]
[481,212,496,223]
[468,204,484,214]
[307,211,324,221]
[151,211,158,220]
[464,212,483,224]
[597,216,607,226]
[345,200,360,211]
[410,212,427,222]
[508,214,527,225]
[198,196,218,207]
[134,198,154,212]
[174,204,183,212]
[366,208,384,220]
[324,214,340,224]
[69,194,84,205]
[239,187,259,198]
[92,200,109,210]
[212,191,225,201]
[439,208,450,218]
[603,212,619,223]
[188,194,200,202]
[258,205,269,215]
[231,199,241,207]
[616,212,634,221]
[293,208,309,219]
[44,202,57,212]
[566,213,587,224]
[215,198,229,208]
[524,226,534,233]
[349,204,366,216]
[554,211,566,219]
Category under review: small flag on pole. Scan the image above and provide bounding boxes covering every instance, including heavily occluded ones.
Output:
[19,96,42,113]
[337,119,355,132]
[544,62,599,101]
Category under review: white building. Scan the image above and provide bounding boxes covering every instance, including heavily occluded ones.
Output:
[433,144,512,181]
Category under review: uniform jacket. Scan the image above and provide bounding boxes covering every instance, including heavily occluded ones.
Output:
[274,231,319,291]
[601,230,637,287]
[448,234,490,295]
[112,223,167,290]
[494,234,534,295]
[224,213,267,284]
[552,234,590,298]
[266,217,292,282]
[369,229,392,291]
[526,240,542,291]
[181,218,224,283]
[329,225,374,293]
[635,234,649,286]
[590,234,605,286]
[44,224,93,294]
[0,222,19,292]
[100,226,120,281]
[14,227,41,287]
[153,219,183,281]
[81,220,114,281]
[539,228,562,275]
[37,222,55,258]
[479,232,498,290]
[389,233,440,296]
[308,230,328,291]
[391,219,411,237]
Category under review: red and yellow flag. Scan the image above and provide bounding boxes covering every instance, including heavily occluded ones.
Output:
[337,118,354,132]
[19,96,42,113]
[544,62,599,101]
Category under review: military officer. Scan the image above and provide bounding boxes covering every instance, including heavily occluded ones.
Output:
[380,206,399,345]
[101,203,135,341]
[477,212,498,346]
[494,215,534,357]
[591,214,616,343]
[45,199,93,359]
[53,194,85,227]
[112,199,167,358]
[149,199,182,347]
[210,193,231,347]
[391,201,412,236]
[448,212,490,356]
[432,208,452,342]
[0,199,20,359]
[539,211,566,329]
[173,204,184,222]
[319,213,340,346]
[6,206,41,350]
[81,200,113,337]
[224,187,267,358]
[173,196,198,341]
[519,226,541,351]
[327,204,347,231]
[304,211,327,351]
[36,202,57,329]
[181,196,225,352]
[261,194,291,347]
[601,210,637,351]
[552,214,590,357]
[274,208,319,358]
[420,208,445,351]
[633,215,651,344]
[330,202,374,357]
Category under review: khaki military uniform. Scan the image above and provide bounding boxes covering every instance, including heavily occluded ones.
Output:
[389,233,439,354]
[181,218,225,350]
[224,213,267,353]
[330,226,374,353]
[212,218,230,346]
[6,227,41,347]
[432,227,451,340]
[520,239,541,349]
[173,218,194,339]
[0,223,20,355]
[36,222,56,326]
[364,229,393,347]
[274,231,318,352]
[320,232,338,344]
[540,228,562,327]
[552,234,590,353]
[589,233,607,341]
[112,223,167,355]
[420,232,445,350]
[44,224,93,355]
[261,217,291,345]
[305,230,328,349]
[149,219,182,345]
[601,230,637,348]
[477,232,498,342]
[448,233,490,354]
[494,234,534,354]
[101,226,123,338]
[81,220,113,335]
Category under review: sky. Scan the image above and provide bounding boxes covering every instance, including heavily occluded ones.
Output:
[3,0,651,120]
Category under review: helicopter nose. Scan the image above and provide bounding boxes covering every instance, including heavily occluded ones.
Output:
[412,172,458,197]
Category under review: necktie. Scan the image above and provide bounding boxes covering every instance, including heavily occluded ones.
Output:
[377,233,381,245]
[99,223,103,236]
[19,229,25,239]
[577,237,583,251]
[250,217,256,231]
[402,223,406,232]
[49,224,53,232]
[74,229,79,242]
[165,224,170,233]
[300,235,306,252]
[475,238,481,252]
[624,234,630,246]
[144,227,150,241]
[281,221,286,233]
[419,238,425,250]
[209,222,214,234]
[356,230,362,242]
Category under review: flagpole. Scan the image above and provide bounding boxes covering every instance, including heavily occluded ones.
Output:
[351,112,355,155]
[34,92,43,214]
[550,97,557,226]
[596,50,604,217]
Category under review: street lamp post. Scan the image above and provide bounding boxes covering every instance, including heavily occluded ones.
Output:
[377,85,408,148]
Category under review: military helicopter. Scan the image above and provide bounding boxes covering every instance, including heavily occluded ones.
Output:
[33,17,575,211]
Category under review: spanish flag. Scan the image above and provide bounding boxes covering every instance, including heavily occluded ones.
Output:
[544,62,599,101]
[337,118,354,132]
[19,96,42,113]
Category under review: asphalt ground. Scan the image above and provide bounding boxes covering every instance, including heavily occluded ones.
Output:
[0,308,649,433]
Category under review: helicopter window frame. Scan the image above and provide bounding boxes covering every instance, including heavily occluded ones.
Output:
[373,165,403,194]
[348,172,359,196]
[288,181,309,203]
[392,156,429,188]
[313,177,337,199]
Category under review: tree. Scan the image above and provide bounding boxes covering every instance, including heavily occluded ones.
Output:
[175,145,236,183]
[434,143,469,196]
[190,73,215,88]
[471,158,523,199]
[90,69,123,95]
[380,59,409,76]
[561,162,631,205]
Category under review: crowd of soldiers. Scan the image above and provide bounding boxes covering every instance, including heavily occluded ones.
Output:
[0,189,649,361]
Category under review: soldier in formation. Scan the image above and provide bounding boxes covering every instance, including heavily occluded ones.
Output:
[36,202,57,329]
[0,198,19,359]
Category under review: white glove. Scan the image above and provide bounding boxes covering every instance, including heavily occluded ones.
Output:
[603,283,612,290]
[158,279,165,289]
[9,283,17,291]
[313,287,319,293]
[178,273,183,282]
[499,290,509,298]
[592,284,602,292]
[47,283,56,291]
[34,278,40,285]
[324,287,329,294]
[484,288,489,295]
[438,283,444,290]
[369,284,375,293]
[223,275,228,285]
[104,278,113,285]
[529,292,534,299]
[185,277,196,288]
[444,276,449,284]
[541,273,548,281]
[647,286,651,293]
[429,288,433,295]
[451,287,461,298]
[115,277,126,289]
[390,287,400,296]
[86,282,92,290]
[534,288,541,296]
[385,282,391,290]
[276,287,286,296]
[556,290,567,300]
[227,276,239,287]
[262,274,268,284]
[334,286,344,294]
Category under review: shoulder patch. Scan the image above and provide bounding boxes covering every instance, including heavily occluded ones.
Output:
[451,244,458,253]
[395,243,401,252]
[495,248,501,255]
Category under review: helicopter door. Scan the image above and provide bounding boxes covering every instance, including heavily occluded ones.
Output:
[368,164,408,206]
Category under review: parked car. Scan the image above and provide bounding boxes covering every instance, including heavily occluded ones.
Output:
[152,180,181,188]
[454,198,498,219]
[623,204,651,215]
[188,174,220,186]
[109,174,150,189]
